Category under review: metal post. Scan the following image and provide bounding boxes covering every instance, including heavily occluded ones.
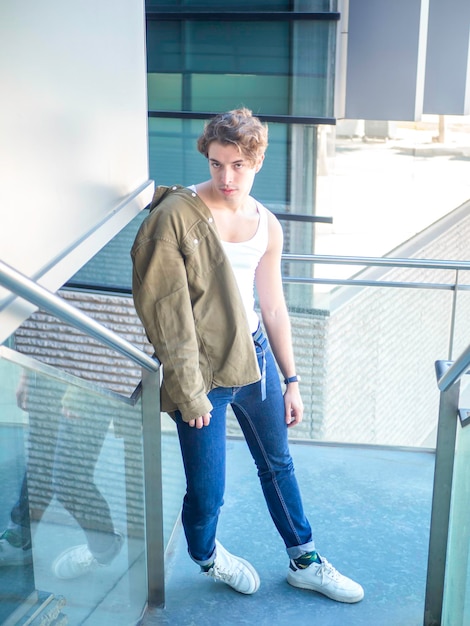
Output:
[423,362,460,626]
[141,366,165,607]
[448,269,459,360]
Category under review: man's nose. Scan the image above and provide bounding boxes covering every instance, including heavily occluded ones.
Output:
[221,168,233,185]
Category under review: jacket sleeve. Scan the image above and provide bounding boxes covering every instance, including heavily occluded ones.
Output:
[131,224,213,422]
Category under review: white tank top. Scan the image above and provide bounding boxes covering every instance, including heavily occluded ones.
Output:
[221,203,269,333]
[188,186,269,332]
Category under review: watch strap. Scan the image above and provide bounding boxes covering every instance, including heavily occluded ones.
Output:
[284,375,300,385]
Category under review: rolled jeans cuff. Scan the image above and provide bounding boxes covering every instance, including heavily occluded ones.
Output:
[189,546,216,568]
[287,540,317,560]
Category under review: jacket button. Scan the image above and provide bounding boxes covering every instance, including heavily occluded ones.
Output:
[208,217,213,223]
[172,186,177,190]
[191,192,196,197]
[194,239,199,245]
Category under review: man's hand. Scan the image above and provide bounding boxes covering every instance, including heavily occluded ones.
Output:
[16,372,29,410]
[188,412,212,429]
[284,385,304,428]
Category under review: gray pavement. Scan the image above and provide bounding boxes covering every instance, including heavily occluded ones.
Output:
[315,116,470,281]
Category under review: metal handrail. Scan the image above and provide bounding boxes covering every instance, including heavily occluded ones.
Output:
[0,260,159,372]
[4,252,469,383]
[66,254,470,295]
[283,253,470,271]
[285,253,470,389]
[281,254,470,294]
[437,344,470,392]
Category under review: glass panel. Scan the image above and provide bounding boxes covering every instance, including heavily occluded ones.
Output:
[0,349,147,625]
[292,21,336,117]
[452,280,470,361]
[191,74,289,116]
[146,19,335,117]
[0,356,34,625]
[252,280,455,447]
[69,213,146,291]
[147,73,182,111]
[441,375,470,626]
[148,118,215,188]
[295,0,338,12]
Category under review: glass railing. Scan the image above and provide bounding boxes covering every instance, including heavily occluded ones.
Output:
[281,256,470,624]
[441,379,470,626]
[0,346,185,624]
[3,252,470,624]
[423,351,470,626]
[0,261,175,622]
[225,256,470,450]
[0,347,147,625]
[69,246,470,622]
[283,281,452,447]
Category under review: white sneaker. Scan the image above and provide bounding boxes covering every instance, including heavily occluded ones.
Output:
[0,537,32,566]
[203,540,260,594]
[52,533,123,580]
[52,544,98,579]
[287,555,364,603]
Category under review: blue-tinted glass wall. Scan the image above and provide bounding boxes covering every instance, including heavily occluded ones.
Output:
[70,4,338,293]
[146,8,337,204]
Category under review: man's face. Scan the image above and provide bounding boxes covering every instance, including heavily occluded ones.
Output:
[207,141,263,205]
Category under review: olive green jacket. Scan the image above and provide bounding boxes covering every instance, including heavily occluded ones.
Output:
[131,185,261,421]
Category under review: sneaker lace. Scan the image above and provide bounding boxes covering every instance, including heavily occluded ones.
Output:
[207,562,235,584]
[74,545,96,568]
[317,558,342,583]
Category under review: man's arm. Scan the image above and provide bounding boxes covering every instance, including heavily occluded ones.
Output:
[132,231,212,422]
[255,213,303,427]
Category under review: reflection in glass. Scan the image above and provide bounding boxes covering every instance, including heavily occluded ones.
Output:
[0,352,147,624]
[0,360,34,625]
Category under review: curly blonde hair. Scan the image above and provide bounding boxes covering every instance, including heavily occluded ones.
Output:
[197,108,268,165]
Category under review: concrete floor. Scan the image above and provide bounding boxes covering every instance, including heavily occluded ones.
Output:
[143,438,434,626]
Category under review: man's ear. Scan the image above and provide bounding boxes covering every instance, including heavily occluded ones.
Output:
[255,153,265,173]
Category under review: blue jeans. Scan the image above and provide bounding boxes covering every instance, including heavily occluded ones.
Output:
[175,326,315,565]
[8,379,117,558]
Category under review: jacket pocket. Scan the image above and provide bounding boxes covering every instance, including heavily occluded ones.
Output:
[181,221,225,276]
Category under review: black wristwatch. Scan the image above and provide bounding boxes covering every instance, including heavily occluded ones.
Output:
[284,375,300,385]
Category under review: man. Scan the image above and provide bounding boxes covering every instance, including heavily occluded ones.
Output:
[131,108,363,603]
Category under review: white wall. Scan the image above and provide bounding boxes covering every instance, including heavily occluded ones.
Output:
[345,0,429,121]
[423,0,470,114]
[0,0,153,342]
[342,0,470,120]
